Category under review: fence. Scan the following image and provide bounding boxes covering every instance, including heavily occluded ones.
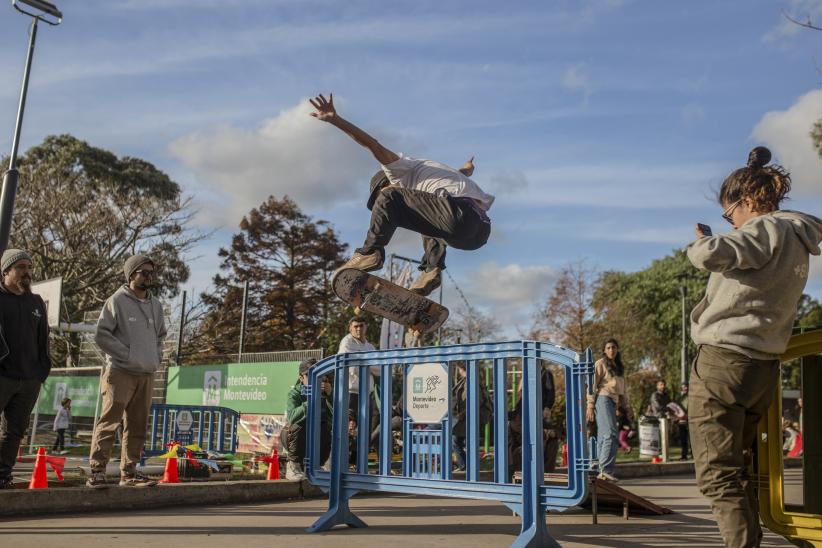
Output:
[305,340,593,548]
[145,404,240,456]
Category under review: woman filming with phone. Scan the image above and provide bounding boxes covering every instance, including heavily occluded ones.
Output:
[687,146,822,548]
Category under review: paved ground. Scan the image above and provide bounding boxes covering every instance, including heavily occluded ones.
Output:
[0,474,797,548]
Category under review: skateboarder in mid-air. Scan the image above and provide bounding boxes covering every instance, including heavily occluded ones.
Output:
[309,93,494,296]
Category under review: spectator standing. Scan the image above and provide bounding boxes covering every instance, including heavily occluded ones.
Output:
[0,249,51,489]
[87,255,167,488]
[586,338,629,482]
[52,397,71,453]
[616,407,632,453]
[508,364,558,478]
[451,364,492,472]
[687,146,822,547]
[338,317,379,465]
[285,359,332,480]
[648,380,671,418]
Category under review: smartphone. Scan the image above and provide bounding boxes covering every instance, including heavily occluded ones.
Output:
[697,223,712,236]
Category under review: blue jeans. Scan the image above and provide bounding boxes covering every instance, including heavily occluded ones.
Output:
[595,396,618,474]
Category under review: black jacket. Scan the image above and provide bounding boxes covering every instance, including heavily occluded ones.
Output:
[0,282,50,382]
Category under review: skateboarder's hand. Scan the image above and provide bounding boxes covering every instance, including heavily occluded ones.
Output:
[459,156,475,177]
[309,93,337,122]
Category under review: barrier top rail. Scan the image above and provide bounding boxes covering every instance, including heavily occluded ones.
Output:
[305,340,594,548]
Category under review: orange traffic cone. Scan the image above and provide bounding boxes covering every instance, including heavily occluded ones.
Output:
[29,447,48,489]
[266,448,280,480]
[160,457,179,484]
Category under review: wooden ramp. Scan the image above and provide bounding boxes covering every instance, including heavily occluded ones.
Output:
[513,472,673,521]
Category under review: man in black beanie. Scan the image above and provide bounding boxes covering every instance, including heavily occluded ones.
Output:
[0,248,50,489]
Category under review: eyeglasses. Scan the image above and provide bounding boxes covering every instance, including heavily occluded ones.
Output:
[721,199,743,224]
[134,269,155,277]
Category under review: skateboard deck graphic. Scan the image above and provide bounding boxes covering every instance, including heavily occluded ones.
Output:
[332,268,449,335]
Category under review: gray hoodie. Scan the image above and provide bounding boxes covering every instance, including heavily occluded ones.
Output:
[95,285,167,374]
[687,210,822,360]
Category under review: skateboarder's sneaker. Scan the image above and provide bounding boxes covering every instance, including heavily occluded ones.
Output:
[597,471,619,482]
[339,251,383,273]
[119,472,157,487]
[409,268,441,296]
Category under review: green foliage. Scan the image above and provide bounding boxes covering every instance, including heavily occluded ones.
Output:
[7,134,200,365]
[796,294,822,329]
[591,249,709,388]
[812,120,822,160]
[190,196,349,358]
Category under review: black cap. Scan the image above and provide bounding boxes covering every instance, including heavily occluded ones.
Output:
[299,358,317,375]
[367,171,390,211]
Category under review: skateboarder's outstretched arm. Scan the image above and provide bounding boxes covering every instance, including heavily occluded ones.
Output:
[310,94,399,166]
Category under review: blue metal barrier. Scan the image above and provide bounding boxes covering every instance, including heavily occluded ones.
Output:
[145,404,239,456]
[305,341,594,548]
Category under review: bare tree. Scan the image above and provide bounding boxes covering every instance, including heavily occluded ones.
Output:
[535,259,600,352]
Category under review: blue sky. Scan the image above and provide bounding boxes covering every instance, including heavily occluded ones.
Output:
[1,0,821,337]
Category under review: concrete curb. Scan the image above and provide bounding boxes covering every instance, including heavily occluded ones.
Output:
[0,479,313,518]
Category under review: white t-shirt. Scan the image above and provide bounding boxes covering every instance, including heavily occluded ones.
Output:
[337,334,379,394]
[381,155,495,211]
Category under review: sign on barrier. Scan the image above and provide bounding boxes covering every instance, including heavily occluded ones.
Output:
[305,341,594,548]
[405,362,449,424]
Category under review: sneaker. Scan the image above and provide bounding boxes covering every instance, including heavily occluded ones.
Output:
[0,476,15,489]
[85,471,108,489]
[119,472,157,487]
[599,471,619,482]
[285,461,305,480]
[339,251,384,273]
[409,268,442,296]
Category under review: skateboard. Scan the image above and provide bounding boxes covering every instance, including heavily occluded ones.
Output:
[332,268,449,335]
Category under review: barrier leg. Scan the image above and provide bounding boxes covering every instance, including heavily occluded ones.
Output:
[308,364,367,532]
[512,355,561,548]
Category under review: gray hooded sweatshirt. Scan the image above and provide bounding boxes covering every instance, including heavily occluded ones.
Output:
[687,210,822,360]
[95,285,167,374]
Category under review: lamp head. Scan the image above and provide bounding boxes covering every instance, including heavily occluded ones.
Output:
[13,0,62,25]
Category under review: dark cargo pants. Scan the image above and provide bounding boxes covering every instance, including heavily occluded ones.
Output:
[357,186,491,272]
[688,344,779,548]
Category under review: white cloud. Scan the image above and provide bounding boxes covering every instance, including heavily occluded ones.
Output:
[681,103,706,126]
[562,64,594,104]
[487,169,529,194]
[752,89,822,198]
[169,100,378,224]
[446,261,558,334]
[507,162,724,209]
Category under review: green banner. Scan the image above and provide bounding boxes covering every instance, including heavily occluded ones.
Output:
[165,362,300,414]
[37,374,101,417]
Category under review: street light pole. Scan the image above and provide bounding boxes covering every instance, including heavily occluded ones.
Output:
[0,0,62,255]
[680,284,688,385]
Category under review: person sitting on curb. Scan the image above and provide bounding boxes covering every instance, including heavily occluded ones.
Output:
[285,359,332,480]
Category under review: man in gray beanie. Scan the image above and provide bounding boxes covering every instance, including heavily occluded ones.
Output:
[0,249,50,489]
[87,254,166,488]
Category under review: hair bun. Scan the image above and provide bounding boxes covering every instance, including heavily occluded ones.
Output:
[747,146,771,169]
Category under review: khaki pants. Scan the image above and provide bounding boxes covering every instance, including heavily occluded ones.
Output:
[689,345,779,548]
[90,367,154,475]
